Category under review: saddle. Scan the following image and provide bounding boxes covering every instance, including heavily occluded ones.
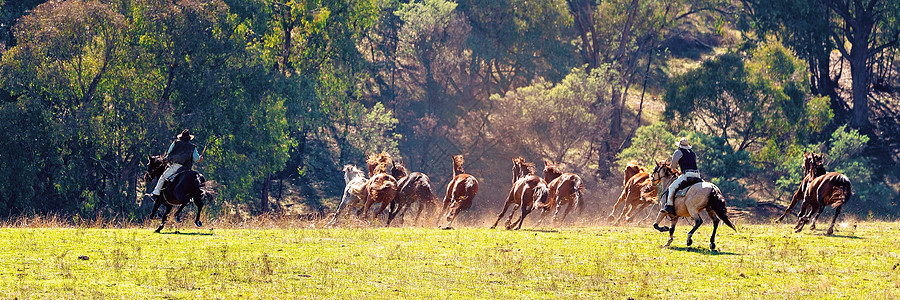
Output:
[673,177,704,198]
[160,166,193,193]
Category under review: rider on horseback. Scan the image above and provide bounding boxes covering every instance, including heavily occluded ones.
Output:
[146,129,203,203]
[661,137,700,215]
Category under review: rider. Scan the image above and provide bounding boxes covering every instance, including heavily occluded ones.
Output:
[147,129,202,202]
[661,137,700,215]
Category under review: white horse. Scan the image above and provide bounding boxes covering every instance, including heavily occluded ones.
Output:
[327,165,368,226]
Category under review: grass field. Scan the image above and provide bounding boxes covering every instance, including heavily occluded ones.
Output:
[1,220,899,299]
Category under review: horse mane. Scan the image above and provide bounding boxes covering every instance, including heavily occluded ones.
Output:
[452,155,466,176]
[367,152,394,177]
[543,159,563,183]
[392,160,408,179]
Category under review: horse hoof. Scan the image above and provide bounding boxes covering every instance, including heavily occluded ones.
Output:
[175,216,182,223]
[686,239,693,247]
[154,228,162,233]
[441,226,454,230]
[195,221,202,227]
[826,229,834,236]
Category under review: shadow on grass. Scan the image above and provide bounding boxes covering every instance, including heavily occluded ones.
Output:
[668,246,739,256]
[157,230,215,236]
[821,233,863,239]
[520,228,561,233]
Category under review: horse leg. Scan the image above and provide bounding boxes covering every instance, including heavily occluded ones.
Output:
[706,209,720,251]
[663,216,678,248]
[652,209,670,232]
[149,198,164,220]
[444,200,463,229]
[386,201,400,225]
[826,205,843,236]
[558,199,574,224]
[361,193,375,222]
[776,187,804,223]
[173,204,188,223]
[492,191,515,229]
[504,204,520,229]
[328,191,353,226]
[397,202,413,226]
[794,200,812,232]
[372,200,391,223]
[155,204,174,233]
[194,198,204,227]
[608,187,629,221]
[514,205,532,230]
[686,215,703,247]
[809,189,828,230]
[639,203,654,223]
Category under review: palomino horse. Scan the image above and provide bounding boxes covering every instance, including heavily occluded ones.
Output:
[607,161,658,225]
[439,155,479,229]
[534,160,584,225]
[776,152,826,223]
[793,161,852,235]
[650,161,735,250]
[145,155,213,233]
[359,153,398,222]
[491,157,549,230]
[326,164,368,226]
[387,160,438,225]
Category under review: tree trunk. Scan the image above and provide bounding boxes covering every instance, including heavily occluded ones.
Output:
[261,174,271,213]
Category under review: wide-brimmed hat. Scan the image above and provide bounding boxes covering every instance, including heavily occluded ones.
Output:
[675,137,691,149]
[177,129,194,141]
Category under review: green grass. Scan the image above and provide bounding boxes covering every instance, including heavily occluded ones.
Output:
[2,222,899,299]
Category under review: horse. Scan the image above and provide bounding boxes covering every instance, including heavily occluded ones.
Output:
[491,157,549,230]
[793,168,852,235]
[358,154,398,222]
[326,164,368,226]
[145,155,213,233]
[438,154,479,229]
[534,160,584,225]
[776,152,826,223]
[386,160,438,226]
[649,160,735,250]
[607,161,658,225]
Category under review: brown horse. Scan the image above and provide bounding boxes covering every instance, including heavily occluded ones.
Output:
[534,160,584,225]
[776,152,826,223]
[358,153,398,222]
[491,157,549,230]
[439,155,479,229]
[387,160,438,226]
[793,167,852,235]
[607,161,658,225]
[649,160,735,250]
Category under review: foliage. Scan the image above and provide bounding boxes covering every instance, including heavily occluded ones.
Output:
[2,224,899,298]
[489,66,617,167]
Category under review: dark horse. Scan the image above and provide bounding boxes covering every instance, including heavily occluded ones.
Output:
[387,160,438,226]
[145,155,212,233]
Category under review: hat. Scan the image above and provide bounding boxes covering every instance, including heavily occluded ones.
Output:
[178,129,194,141]
[675,137,691,149]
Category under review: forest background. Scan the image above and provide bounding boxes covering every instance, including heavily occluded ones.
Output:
[0,0,898,222]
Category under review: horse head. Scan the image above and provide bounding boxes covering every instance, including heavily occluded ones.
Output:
[542,159,563,183]
[452,155,466,177]
[145,155,167,183]
[342,164,365,183]
[649,160,677,185]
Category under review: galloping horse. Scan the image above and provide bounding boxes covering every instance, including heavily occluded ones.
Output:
[387,160,438,226]
[327,164,368,226]
[439,155,479,229]
[776,152,826,223]
[649,161,735,250]
[359,153,398,222]
[491,157,549,230]
[792,156,852,235]
[534,160,584,225]
[145,155,212,233]
[607,161,658,225]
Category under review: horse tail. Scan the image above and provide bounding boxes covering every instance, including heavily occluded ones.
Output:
[830,174,852,208]
[532,185,549,211]
[708,187,736,231]
[575,176,585,213]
